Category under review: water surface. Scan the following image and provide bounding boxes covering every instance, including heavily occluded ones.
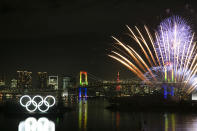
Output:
[1,98,197,131]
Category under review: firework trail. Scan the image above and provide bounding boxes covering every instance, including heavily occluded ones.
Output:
[109,16,197,94]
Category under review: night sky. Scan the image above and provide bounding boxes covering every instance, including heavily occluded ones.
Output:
[0,0,196,82]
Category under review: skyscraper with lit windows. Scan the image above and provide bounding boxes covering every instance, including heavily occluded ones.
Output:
[17,71,32,89]
[37,72,48,89]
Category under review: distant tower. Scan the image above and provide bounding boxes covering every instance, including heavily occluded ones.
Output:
[49,76,58,90]
[17,71,32,89]
[38,72,48,88]
[116,72,121,91]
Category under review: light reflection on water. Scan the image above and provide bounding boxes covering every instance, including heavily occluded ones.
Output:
[1,99,197,130]
[78,98,88,131]
[164,113,175,131]
[18,117,55,131]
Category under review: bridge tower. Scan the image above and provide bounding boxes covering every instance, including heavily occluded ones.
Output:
[116,72,121,91]
[79,71,88,98]
[80,71,88,86]
[162,85,174,99]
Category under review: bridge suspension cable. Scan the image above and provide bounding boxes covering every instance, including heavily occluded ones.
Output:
[87,72,103,82]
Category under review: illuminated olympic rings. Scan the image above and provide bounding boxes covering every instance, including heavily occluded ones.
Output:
[20,95,56,113]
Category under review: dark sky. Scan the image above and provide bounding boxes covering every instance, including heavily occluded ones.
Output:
[0,0,196,82]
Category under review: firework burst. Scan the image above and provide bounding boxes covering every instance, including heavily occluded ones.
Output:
[109,16,197,94]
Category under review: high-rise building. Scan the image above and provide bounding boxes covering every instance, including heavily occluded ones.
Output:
[17,71,32,89]
[0,73,6,86]
[37,72,48,88]
[11,79,17,88]
[62,76,72,90]
[48,76,58,90]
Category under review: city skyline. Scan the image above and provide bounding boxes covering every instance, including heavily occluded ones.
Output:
[0,0,196,81]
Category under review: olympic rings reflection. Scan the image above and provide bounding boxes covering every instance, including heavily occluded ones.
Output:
[20,95,56,113]
[18,117,55,131]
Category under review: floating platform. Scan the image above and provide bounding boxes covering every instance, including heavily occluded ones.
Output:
[0,100,72,117]
[107,96,197,112]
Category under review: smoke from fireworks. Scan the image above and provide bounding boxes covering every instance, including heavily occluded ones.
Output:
[109,16,197,94]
